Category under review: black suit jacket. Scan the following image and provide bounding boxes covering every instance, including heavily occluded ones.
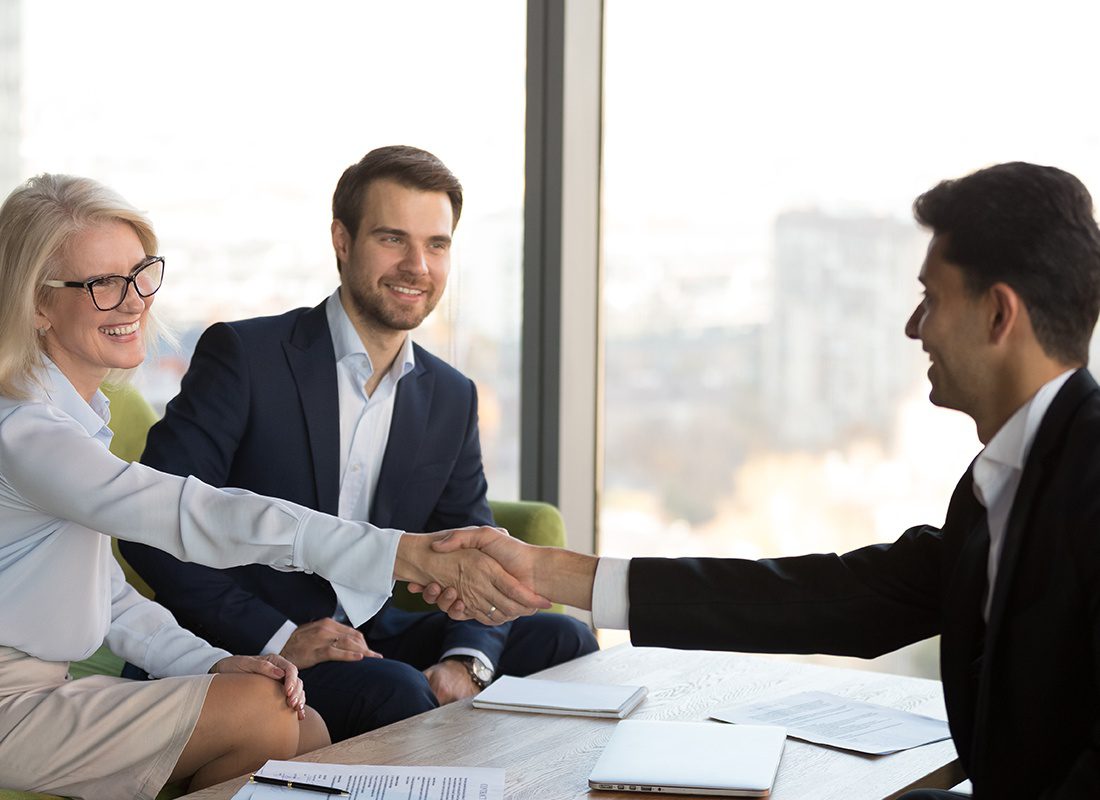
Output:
[121,300,510,661]
[629,369,1100,799]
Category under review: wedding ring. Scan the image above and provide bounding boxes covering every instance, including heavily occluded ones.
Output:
[486,605,497,619]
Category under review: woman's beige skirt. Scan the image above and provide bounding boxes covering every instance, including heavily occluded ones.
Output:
[0,645,213,800]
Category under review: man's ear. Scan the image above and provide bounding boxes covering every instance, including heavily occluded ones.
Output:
[988,282,1022,345]
[331,219,350,273]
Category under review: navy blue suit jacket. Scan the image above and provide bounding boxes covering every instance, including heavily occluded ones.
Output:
[121,300,511,661]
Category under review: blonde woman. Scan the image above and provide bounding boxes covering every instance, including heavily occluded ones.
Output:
[0,174,543,799]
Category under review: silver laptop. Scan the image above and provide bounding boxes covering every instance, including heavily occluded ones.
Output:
[589,720,786,797]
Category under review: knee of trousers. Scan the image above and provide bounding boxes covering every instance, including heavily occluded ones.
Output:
[553,615,600,659]
[302,658,438,740]
[510,614,599,672]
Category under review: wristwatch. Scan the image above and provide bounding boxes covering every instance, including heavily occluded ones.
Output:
[446,655,494,689]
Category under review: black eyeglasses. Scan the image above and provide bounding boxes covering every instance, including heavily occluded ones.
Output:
[44,256,165,311]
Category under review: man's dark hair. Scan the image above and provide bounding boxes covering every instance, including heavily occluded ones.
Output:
[913,161,1100,365]
[332,145,463,239]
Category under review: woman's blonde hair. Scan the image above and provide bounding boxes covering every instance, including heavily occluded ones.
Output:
[0,174,167,399]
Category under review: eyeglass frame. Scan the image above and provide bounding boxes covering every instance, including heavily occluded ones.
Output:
[42,255,165,311]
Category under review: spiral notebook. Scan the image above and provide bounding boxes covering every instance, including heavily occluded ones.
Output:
[472,675,647,718]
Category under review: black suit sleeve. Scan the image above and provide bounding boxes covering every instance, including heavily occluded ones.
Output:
[628,523,945,658]
[119,323,290,654]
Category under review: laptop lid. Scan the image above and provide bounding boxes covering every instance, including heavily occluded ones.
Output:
[588,720,786,797]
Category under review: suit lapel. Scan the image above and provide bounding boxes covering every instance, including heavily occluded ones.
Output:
[283,302,342,515]
[371,348,434,528]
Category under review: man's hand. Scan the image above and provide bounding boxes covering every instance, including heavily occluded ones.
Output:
[411,531,598,615]
[280,617,383,670]
[412,528,537,616]
[210,654,307,719]
[423,660,480,704]
[394,528,552,625]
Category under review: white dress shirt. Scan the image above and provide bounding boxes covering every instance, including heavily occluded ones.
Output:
[592,369,1077,631]
[0,359,404,668]
[971,369,1073,620]
[592,557,632,630]
[329,289,415,525]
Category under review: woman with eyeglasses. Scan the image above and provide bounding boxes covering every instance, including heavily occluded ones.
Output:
[0,174,546,799]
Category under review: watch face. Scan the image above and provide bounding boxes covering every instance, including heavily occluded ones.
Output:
[470,660,493,683]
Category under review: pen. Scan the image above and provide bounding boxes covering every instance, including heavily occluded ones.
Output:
[249,774,350,796]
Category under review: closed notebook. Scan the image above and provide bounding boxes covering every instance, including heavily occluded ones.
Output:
[589,720,787,797]
[472,675,647,718]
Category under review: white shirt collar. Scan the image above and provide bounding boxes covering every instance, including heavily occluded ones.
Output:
[324,289,415,382]
[973,369,1075,507]
[36,357,112,438]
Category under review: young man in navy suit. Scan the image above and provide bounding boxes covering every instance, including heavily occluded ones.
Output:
[121,146,597,742]
[426,162,1100,799]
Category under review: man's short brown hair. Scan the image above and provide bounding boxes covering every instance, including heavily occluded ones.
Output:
[332,145,463,239]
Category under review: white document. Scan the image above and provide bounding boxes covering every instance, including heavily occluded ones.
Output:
[711,691,951,755]
[472,674,647,718]
[230,760,504,800]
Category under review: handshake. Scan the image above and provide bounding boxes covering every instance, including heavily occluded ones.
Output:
[393,528,597,624]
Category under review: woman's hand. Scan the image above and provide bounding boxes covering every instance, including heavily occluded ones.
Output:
[394,528,551,624]
[210,654,307,719]
[409,530,598,614]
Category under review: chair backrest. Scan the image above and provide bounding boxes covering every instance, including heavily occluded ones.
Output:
[102,382,158,463]
[102,383,158,599]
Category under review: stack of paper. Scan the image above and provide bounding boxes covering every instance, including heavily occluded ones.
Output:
[711,690,952,755]
[472,675,647,718]
[232,761,504,800]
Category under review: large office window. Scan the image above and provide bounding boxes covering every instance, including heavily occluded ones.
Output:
[600,0,1100,675]
[11,0,526,497]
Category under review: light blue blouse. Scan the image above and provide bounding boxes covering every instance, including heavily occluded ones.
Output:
[0,361,402,672]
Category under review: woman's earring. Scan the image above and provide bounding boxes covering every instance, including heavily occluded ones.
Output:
[36,326,48,336]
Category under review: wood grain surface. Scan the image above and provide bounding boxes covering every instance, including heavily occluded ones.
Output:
[180,644,962,800]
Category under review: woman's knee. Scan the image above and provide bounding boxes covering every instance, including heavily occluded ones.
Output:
[209,673,300,758]
[297,706,330,755]
[172,674,301,784]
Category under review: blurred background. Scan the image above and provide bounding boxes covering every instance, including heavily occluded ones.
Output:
[6,0,1100,679]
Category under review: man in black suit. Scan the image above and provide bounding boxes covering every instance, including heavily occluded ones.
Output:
[423,162,1100,799]
[121,146,596,742]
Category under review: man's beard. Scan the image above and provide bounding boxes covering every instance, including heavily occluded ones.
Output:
[347,282,439,332]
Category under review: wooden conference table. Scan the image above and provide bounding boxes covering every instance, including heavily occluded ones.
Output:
[181,644,962,800]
